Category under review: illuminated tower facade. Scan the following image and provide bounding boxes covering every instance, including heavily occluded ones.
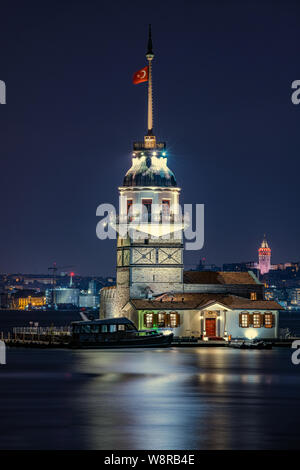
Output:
[103,26,184,317]
[258,235,271,275]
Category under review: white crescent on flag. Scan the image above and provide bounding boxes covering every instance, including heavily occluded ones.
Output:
[133,66,148,84]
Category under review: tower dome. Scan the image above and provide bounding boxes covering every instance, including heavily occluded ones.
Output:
[123,151,177,188]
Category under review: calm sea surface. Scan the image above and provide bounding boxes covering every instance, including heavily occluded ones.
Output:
[0,311,300,450]
[0,347,300,449]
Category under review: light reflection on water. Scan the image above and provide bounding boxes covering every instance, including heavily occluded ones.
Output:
[0,347,299,449]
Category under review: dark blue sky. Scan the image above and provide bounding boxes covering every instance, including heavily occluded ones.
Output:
[0,0,299,275]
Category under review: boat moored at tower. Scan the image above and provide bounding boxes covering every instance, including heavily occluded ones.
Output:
[70,317,173,348]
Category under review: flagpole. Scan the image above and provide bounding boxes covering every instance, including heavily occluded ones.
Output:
[146,24,154,136]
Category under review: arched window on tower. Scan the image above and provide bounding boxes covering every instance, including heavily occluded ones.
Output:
[127,200,133,222]
[142,199,152,222]
[162,199,170,214]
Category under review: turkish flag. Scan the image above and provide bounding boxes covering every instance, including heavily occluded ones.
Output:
[133,66,148,84]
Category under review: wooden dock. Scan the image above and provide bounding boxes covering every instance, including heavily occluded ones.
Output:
[172,339,227,347]
[1,326,71,348]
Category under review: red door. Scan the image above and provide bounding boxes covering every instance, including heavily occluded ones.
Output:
[205,318,216,337]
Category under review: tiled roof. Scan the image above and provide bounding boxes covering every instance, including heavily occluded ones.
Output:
[183,271,259,285]
[130,293,216,310]
[130,293,282,311]
[221,296,283,310]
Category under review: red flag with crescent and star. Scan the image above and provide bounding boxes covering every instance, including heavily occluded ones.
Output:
[133,66,149,84]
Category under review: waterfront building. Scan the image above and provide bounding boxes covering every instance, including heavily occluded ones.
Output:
[88,280,99,295]
[79,294,99,309]
[78,280,100,308]
[287,287,300,308]
[195,258,221,271]
[10,291,46,310]
[223,261,257,273]
[0,292,10,309]
[100,27,282,340]
[49,287,80,307]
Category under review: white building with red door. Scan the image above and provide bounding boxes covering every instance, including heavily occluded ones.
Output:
[102,272,282,340]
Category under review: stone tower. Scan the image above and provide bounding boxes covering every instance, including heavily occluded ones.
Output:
[111,26,184,316]
[258,235,271,275]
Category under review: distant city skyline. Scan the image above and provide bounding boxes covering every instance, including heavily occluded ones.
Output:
[0,231,299,277]
[2,247,300,277]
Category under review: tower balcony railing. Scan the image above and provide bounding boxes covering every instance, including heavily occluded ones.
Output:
[133,141,166,151]
[114,213,186,225]
[110,212,188,238]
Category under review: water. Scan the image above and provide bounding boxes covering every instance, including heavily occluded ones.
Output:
[279,311,300,336]
[0,347,300,449]
[0,310,300,449]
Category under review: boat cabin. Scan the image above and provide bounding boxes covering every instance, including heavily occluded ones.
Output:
[72,317,137,335]
[70,316,173,348]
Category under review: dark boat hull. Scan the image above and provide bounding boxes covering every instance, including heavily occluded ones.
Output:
[69,333,173,349]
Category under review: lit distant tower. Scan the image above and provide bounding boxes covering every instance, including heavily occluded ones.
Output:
[258,235,271,275]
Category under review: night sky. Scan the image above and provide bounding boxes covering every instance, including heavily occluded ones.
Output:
[1,0,300,276]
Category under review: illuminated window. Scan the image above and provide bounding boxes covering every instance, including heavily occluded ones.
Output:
[162,200,170,217]
[253,313,262,328]
[158,313,166,327]
[264,313,273,328]
[251,292,257,300]
[170,312,180,328]
[127,200,133,221]
[145,313,153,328]
[101,324,108,333]
[127,200,133,213]
[118,324,125,331]
[240,313,249,328]
[109,324,117,333]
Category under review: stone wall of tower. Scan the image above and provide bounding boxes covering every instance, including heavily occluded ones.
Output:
[115,267,130,313]
[116,234,183,302]
[129,229,183,298]
[258,238,271,275]
[119,186,184,300]
[99,286,117,319]
[259,253,271,275]
[130,277,183,298]
[115,238,184,306]
[100,271,131,318]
